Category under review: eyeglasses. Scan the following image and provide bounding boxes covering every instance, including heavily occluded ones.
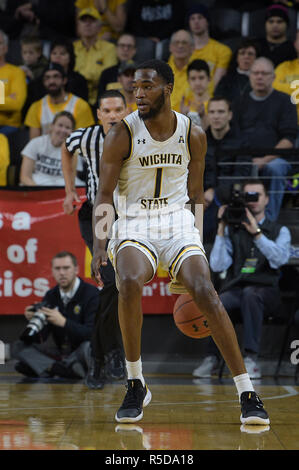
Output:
[117,43,135,49]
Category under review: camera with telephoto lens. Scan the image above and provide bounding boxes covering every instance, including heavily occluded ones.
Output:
[20,301,50,342]
[222,185,259,228]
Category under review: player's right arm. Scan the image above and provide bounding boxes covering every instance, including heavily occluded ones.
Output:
[91,121,130,285]
[61,142,80,215]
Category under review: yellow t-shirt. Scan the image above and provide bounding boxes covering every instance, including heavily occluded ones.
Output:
[181,89,209,115]
[75,0,126,40]
[273,59,299,121]
[73,38,118,105]
[168,55,190,112]
[190,39,232,95]
[0,133,9,186]
[24,93,95,132]
[0,63,27,127]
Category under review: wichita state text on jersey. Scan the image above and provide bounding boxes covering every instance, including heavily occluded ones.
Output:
[114,110,192,216]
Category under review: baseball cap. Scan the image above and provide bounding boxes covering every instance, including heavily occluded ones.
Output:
[78,7,101,20]
[118,61,137,75]
[265,4,289,23]
[43,62,66,77]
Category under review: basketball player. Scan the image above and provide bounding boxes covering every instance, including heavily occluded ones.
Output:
[61,90,127,389]
[91,60,270,425]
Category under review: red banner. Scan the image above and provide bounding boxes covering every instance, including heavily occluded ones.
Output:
[0,189,176,315]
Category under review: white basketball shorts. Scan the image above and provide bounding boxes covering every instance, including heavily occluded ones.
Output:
[107,208,208,288]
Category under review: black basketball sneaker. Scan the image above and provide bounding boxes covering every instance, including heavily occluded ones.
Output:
[240,391,270,425]
[115,379,152,423]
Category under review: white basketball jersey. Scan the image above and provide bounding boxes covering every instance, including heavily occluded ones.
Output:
[114,110,192,217]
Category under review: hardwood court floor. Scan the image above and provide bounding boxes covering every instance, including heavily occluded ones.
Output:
[0,372,298,451]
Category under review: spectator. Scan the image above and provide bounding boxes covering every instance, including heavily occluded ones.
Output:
[73,7,118,107]
[273,29,299,124]
[20,35,48,83]
[203,97,251,243]
[2,1,39,40]
[97,33,136,99]
[12,251,100,379]
[76,0,127,41]
[180,59,211,130]
[187,4,232,94]
[215,38,260,104]
[193,180,291,379]
[0,29,27,135]
[23,40,89,118]
[125,0,186,42]
[255,3,296,67]
[117,61,137,114]
[233,57,298,221]
[4,1,77,42]
[50,40,89,102]
[20,111,83,187]
[168,29,194,112]
[24,62,94,139]
[0,133,10,186]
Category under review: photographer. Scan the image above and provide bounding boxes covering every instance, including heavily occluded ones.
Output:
[13,251,100,379]
[193,180,291,379]
[203,97,252,243]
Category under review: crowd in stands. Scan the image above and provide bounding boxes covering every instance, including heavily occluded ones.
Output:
[0,0,298,221]
[0,0,299,380]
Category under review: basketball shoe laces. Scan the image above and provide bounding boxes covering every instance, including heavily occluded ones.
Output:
[121,380,144,410]
[242,392,264,411]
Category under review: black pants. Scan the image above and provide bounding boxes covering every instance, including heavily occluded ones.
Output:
[78,202,122,362]
[13,339,90,377]
[207,285,281,357]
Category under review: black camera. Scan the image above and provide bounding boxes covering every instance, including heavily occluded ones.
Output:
[222,185,259,228]
[20,301,50,342]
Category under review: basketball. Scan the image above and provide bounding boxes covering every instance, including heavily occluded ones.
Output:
[173,294,211,339]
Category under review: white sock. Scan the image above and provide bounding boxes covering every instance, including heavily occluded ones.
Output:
[125,358,145,387]
[233,373,254,401]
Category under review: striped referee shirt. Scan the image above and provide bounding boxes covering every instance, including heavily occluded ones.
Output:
[65,125,104,205]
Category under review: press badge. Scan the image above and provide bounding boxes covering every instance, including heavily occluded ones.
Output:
[241,258,258,273]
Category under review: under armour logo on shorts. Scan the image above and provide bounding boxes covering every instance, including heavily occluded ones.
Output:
[137,139,146,144]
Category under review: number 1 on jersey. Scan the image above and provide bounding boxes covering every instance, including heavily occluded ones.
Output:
[154,168,163,198]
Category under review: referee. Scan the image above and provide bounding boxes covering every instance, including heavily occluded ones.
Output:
[61,90,127,389]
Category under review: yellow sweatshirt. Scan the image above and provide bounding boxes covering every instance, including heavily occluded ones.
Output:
[273,59,299,122]
[0,63,27,127]
[0,133,10,186]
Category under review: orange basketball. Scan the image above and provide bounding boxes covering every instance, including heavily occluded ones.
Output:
[173,294,211,339]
